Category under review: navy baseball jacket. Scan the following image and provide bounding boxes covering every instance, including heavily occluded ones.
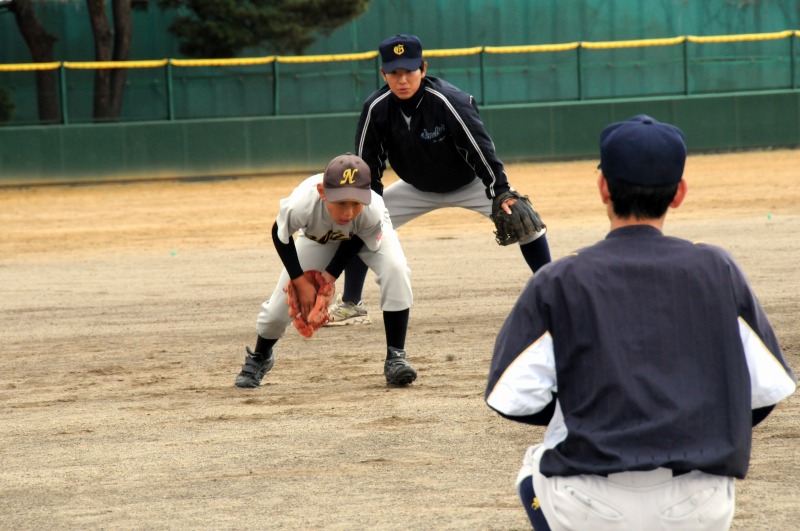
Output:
[485,225,796,479]
[354,76,510,199]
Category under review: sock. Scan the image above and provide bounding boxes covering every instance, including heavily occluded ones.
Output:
[383,308,409,354]
[518,474,551,530]
[254,335,278,357]
[343,256,369,304]
[520,234,552,273]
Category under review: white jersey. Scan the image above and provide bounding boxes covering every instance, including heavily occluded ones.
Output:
[256,174,413,340]
[276,174,385,252]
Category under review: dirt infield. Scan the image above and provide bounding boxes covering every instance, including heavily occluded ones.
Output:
[1,150,798,530]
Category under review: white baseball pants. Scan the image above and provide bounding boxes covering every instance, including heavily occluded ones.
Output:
[517,444,735,531]
[383,177,546,243]
[256,219,412,339]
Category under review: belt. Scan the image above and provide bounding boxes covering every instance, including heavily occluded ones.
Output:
[598,468,692,478]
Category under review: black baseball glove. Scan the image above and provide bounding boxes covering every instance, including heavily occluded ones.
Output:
[490,190,546,246]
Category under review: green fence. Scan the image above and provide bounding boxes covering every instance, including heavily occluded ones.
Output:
[2,89,798,186]
[1,30,799,126]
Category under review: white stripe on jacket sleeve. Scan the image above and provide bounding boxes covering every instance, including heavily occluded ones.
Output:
[739,317,796,408]
[487,332,557,417]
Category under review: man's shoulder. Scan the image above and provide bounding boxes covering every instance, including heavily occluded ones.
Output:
[356,198,386,229]
[363,85,393,107]
[524,250,584,284]
[285,174,323,204]
[686,238,738,265]
[297,173,323,190]
[536,238,627,277]
[422,77,477,114]
[587,231,736,267]
[423,76,472,101]
[654,233,734,261]
[424,76,464,93]
[368,190,386,208]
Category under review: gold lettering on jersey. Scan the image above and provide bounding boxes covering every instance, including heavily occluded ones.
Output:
[341,168,358,185]
[305,230,352,245]
[394,44,405,56]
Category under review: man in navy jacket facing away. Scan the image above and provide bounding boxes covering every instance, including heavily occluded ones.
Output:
[485,115,796,530]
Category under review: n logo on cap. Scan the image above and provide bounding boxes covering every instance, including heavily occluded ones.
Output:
[393,44,405,56]
[341,168,358,185]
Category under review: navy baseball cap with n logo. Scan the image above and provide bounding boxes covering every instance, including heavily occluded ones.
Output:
[379,34,424,73]
[322,153,372,204]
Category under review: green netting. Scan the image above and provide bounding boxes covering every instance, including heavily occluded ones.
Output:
[483,51,580,104]
[171,65,274,120]
[687,39,795,93]
[273,60,378,116]
[62,68,168,123]
[581,46,687,100]
[1,0,799,126]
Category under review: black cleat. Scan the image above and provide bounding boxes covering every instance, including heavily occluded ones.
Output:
[384,347,417,386]
[235,347,275,388]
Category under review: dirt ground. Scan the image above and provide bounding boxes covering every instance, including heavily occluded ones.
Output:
[1,150,798,530]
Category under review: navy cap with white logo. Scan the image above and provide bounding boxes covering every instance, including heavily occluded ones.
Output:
[379,34,424,73]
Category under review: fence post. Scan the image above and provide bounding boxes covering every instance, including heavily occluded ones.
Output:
[166,61,175,120]
[59,64,69,125]
[273,60,279,116]
[479,49,486,106]
[683,39,690,95]
[375,55,381,91]
[791,33,796,90]
[576,44,583,101]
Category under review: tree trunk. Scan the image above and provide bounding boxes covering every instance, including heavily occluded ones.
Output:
[87,0,132,121]
[12,0,61,124]
[109,0,132,118]
[87,0,114,120]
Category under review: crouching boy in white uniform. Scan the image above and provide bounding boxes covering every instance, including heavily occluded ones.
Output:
[235,153,417,388]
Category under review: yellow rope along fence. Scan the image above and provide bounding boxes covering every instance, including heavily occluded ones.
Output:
[1,30,798,71]
[0,62,61,71]
[170,57,275,67]
[687,30,794,44]
[484,43,580,54]
[275,51,377,63]
[582,36,686,50]
[0,28,796,127]
[423,46,484,58]
[63,59,169,69]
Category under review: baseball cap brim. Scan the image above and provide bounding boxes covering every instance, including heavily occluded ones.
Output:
[323,152,372,204]
[382,57,423,73]
[324,187,372,205]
